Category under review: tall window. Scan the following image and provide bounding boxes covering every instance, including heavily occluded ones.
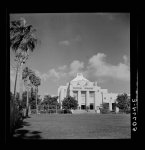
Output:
[81,91,86,103]
[73,91,78,100]
[89,91,95,103]
[89,91,95,98]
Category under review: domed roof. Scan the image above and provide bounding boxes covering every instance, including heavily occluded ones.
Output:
[71,73,89,82]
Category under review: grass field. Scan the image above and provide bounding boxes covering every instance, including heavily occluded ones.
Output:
[13,113,131,139]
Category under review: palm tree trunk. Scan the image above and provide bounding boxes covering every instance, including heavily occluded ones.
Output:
[19,64,24,102]
[26,88,29,117]
[13,64,19,101]
[56,104,57,114]
[36,87,38,114]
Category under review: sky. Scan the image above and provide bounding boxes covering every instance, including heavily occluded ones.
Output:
[10,13,130,97]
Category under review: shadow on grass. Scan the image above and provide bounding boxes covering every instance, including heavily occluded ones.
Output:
[13,129,42,139]
[14,119,31,130]
[12,117,42,140]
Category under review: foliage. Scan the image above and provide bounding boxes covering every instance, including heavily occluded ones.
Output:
[41,95,60,110]
[29,74,41,87]
[62,96,78,110]
[22,67,41,87]
[10,18,37,109]
[10,18,37,54]
[21,91,27,108]
[20,89,41,109]
[29,87,41,109]
[22,66,41,115]
[10,18,38,135]
[22,67,34,80]
[102,103,109,110]
[116,93,130,113]
[10,92,23,135]
[100,103,110,114]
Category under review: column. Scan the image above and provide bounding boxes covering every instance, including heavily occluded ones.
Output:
[109,102,112,111]
[78,90,81,109]
[95,91,99,110]
[86,91,89,109]
[94,91,96,110]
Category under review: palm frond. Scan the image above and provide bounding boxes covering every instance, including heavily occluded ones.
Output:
[10,19,37,53]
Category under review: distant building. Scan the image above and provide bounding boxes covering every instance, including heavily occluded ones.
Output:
[58,73,118,111]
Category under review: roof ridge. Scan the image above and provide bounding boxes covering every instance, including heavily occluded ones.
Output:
[71,73,89,82]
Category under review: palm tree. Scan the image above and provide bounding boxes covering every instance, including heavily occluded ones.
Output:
[29,74,41,114]
[22,67,34,117]
[10,18,37,102]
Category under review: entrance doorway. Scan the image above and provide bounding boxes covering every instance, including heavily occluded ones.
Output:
[90,103,94,110]
[81,105,86,110]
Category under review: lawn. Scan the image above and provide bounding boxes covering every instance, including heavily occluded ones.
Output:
[13,113,131,139]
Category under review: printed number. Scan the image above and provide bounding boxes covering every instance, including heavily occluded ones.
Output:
[133,117,137,121]
[132,99,137,102]
[132,127,137,131]
[133,112,136,115]
[132,107,136,111]
[132,122,137,126]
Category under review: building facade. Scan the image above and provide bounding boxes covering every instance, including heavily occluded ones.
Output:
[58,73,118,111]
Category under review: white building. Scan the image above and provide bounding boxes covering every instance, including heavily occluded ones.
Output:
[58,73,118,111]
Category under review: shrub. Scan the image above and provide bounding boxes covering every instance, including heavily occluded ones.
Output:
[116,93,130,113]
[118,109,125,114]
[10,96,23,135]
[62,96,78,110]
[56,109,64,114]
[100,108,110,114]
[31,109,37,114]
[100,103,110,114]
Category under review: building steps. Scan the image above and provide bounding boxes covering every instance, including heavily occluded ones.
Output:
[72,109,97,114]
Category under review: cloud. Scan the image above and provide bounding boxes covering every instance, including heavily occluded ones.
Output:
[33,53,130,83]
[58,65,67,71]
[69,60,84,76]
[34,65,68,82]
[35,69,62,81]
[48,69,61,79]
[35,70,49,82]
[47,68,67,80]
[59,35,82,46]
[88,53,130,81]
[73,35,82,42]
[59,40,70,46]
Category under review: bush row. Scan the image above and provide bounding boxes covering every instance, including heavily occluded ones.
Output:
[38,109,72,114]
[100,108,130,114]
[10,100,23,135]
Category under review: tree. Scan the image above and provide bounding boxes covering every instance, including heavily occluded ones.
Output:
[100,103,110,114]
[29,74,41,114]
[29,87,41,110]
[41,95,60,111]
[21,91,27,108]
[49,96,60,109]
[116,93,130,113]
[62,96,78,110]
[22,67,34,117]
[10,18,37,102]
